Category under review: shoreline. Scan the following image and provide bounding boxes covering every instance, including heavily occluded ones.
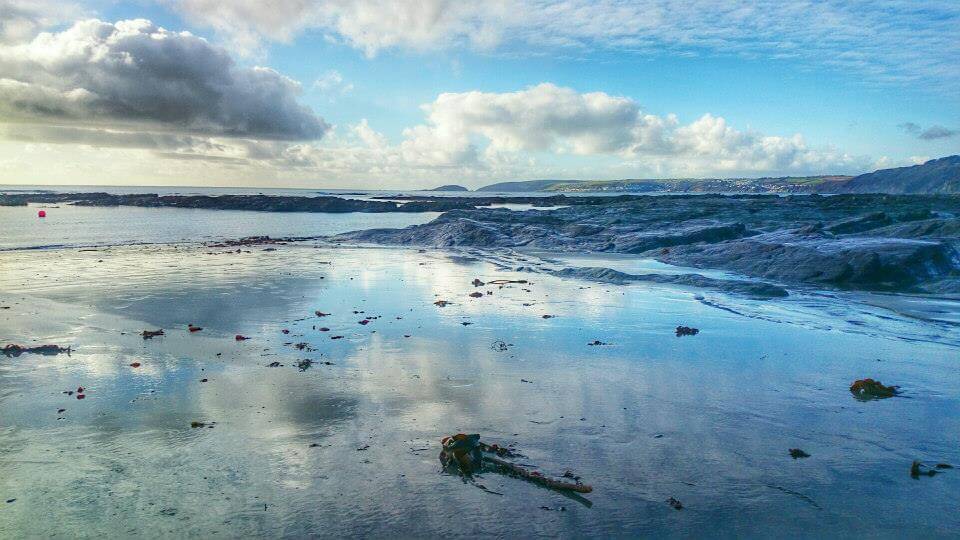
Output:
[3,192,959,298]
[2,238,958,537]
[4,238,957,334]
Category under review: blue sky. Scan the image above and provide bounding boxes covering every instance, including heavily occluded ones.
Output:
[0,0,957,188]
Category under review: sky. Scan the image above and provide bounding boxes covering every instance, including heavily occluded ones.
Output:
[0,0,958,189]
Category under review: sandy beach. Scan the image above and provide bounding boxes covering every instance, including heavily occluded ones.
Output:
[2,238,958,537]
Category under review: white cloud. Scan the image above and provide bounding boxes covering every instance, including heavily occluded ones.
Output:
[352,119,386,149]
[396,84,860,175]
[208,84,864,184]
[173,0,508,57]
[0,0,84,44]
[312,69,353,97]
[0,18,329,140]
[170,0,960,92]
[1,82,868,185]
[419,84,640,156]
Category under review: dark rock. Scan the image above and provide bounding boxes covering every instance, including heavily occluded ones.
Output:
[658,228,957,293]
[552,267,789,298]
[911,460,942,478]
[2,344,71,356]
[333,193,960,294]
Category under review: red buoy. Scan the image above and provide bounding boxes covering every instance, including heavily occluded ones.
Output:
[38,210,46,218]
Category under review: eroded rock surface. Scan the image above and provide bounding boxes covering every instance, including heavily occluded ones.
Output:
[336,194,960,294]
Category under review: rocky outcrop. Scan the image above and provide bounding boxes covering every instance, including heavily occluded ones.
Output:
[611,222,749,253]
[653,228,958,293]
[335,193,960,295]
[549,267,789,298]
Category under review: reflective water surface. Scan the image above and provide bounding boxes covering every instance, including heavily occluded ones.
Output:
[1,242,958,538]
[0,204,439,251]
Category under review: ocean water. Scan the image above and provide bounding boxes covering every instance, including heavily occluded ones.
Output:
[0,203,439,251]
[1,189,959,537]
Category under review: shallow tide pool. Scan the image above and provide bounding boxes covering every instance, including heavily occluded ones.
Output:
[0,242,958,538]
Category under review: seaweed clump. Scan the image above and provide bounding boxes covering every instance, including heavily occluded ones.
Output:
[440,433,483,474]
[849,378,899,400]
[439,433,592,494]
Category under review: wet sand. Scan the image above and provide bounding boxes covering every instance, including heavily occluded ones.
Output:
[1,241,959,537]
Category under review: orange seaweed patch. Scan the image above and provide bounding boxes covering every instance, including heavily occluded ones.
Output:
[850,378,899,400]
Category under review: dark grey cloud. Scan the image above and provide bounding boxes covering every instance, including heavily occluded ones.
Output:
[0,121,257,163]
[899,122,957,141]
[1,123,218,150]
[919,125,957,140]
[0,18,329,140]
